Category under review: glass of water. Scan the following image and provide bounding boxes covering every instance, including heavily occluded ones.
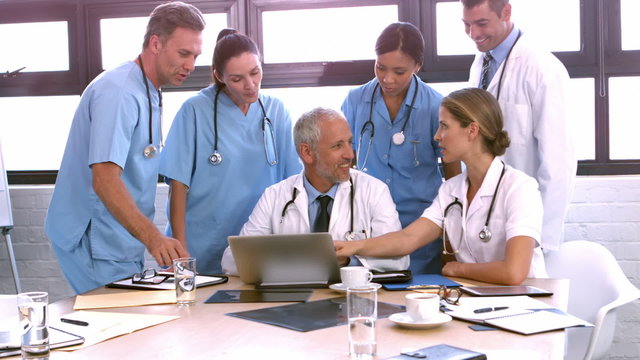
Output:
[346,284,378,360]
[17,291,49,358]
[173,257,197,306]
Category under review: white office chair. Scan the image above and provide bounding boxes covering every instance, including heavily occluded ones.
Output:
[545,240,640,360]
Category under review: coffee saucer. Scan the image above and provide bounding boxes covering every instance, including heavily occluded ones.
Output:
[329,282,382,293]
[389,312,452,329]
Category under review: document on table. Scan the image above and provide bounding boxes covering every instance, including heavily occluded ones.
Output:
[50,310,179,350]
[73,290,176,310]
[442,296,592,335]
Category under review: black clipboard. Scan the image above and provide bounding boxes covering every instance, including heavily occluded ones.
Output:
[107,273,228,290]
[0,327,85,358]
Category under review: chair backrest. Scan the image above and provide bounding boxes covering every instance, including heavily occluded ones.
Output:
[545,240,640,360]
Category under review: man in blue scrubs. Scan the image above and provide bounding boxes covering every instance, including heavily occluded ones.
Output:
[45,1,205,294]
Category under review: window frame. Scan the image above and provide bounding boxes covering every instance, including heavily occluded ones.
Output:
[2,0,640,184]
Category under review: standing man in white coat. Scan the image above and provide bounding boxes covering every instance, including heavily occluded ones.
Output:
[461,0,576,251]
[221,107,409,274]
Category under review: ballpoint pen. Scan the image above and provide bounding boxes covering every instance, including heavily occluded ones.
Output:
[473,306,509,314]
[60,318,89,326]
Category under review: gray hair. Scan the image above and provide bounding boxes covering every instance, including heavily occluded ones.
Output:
[294,107,345,154]
[143,1,206,49]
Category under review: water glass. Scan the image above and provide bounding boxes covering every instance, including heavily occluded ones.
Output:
[347,285,378,360]
[173,257,197,306]
[17,291,49,358]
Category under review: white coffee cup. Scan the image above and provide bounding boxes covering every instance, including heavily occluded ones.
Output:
[340,266,373,288]
[405,293,440,322]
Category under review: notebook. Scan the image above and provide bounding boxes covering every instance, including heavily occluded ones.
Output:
[228,233,341,288]
[441,296,592,335]
[0,295,20,349]
[0,295,84,357]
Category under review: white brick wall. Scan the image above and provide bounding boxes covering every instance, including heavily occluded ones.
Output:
[1,176,639,358]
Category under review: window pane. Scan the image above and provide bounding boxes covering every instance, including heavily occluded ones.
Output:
[261,86,357,122]
[0,21,69,72]
[100,13,226,70]
[567,78,595,161]
[427,79,595,161]
[609,77,640,160]
[436,0,579,56]
[621,0,640,50]
[0,96,79,170]
[262,6,398,63]
[162,91,199,140]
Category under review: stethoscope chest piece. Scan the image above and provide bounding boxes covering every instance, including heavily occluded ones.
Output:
[345,231,356,241]
[392,131,405,145]
[209,151,223,165]
[478,226,492,242]
[143,145,158,159]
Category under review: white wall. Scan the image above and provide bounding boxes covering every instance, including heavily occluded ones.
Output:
[1,176,639,359]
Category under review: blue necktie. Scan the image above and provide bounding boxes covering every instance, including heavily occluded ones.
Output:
[481,52,493,90]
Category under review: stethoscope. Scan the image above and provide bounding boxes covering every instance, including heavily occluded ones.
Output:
[138,55,163,159]
[492,30,522,101]
[442,162,506,255]
[355,74,419,170]
[209,86,278,166]
[280,177,358,240]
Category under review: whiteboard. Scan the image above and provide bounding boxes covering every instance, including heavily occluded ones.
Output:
[0,139,13,228]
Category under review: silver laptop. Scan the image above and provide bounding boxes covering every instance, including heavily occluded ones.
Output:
[0,295,20,350]
[228,233,341,288]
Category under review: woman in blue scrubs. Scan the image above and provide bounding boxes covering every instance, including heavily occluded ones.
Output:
[341,22,460,274]
[160,29,301,274]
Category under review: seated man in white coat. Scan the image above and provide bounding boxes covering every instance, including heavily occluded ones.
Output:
[222,107,409,274]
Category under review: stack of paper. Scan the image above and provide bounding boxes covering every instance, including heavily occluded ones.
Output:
[50,311,179,350]
[442,296,592,335]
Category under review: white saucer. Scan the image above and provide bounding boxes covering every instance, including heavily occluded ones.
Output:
[329,282,382,293]
[388,312,452,329]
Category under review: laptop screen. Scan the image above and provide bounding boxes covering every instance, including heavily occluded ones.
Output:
[228,233,341,287]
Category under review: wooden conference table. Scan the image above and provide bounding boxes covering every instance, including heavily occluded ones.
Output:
[43,276,568,360]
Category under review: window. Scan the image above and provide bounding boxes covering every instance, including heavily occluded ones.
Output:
[0,96,79,171]
[262,5,398,63]
[0,21,69,72]
[1,0,638,182]
[620,0,640,51]
[435,0,580,56]
[100,13,227,70]
[608,77,640,160]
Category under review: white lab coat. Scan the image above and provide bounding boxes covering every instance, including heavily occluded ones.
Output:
[422,158,547,278]
[469,32,576,251]
[221,169,409,274]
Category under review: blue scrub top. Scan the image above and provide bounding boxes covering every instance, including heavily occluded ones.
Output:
[341,77,444,273]
[159,85,301,274]
[46,61,161,263]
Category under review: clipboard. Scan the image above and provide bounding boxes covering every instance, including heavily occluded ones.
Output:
[381,274,461,291]
[0,327,84,358]
[107,273,227,290]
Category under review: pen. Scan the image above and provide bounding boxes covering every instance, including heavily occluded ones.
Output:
[473,306,509,314]
[60,318,89,326]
